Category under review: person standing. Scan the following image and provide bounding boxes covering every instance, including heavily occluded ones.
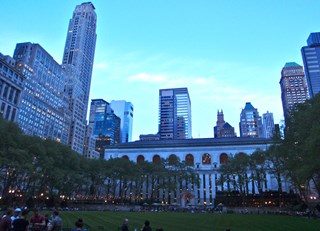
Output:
[12,210,29,231]
[0,209,13,231]
[120,219,129,231]
[47,211,62,231]
[30,209,46,231]
[142,220,152,231]
[11,208,21,223]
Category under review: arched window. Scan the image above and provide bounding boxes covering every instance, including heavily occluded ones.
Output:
[168,154,178,166]
[137,155,145,163]
[202,153,211,165]
[237,152,246,158]
[235,152,247,159]
[122,155,129,160]
[220,153,228,164]
[185,154,194,166]
[153,155,161,164]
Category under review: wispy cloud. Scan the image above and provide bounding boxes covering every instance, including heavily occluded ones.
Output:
[94,63,108,69]
[128,73,167,83]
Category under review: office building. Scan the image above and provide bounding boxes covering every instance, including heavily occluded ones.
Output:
[83,124,100,159]
[262,111,275,139]
[62,2,97,154]
[13,43,71,144]
[0,53,24,122]
[89,99,120,158]
[213,110,235,138]
[301,32,320,98]
[110,100,134,143]
[279,62,309,119]
[158,87,192,140]
[239,102,264,138]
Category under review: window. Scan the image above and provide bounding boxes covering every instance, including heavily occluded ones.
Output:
[202,153,211,165]
[137,155,145,163]
[185,154,194,166]
[168,154,178,165]
[153,155,161,164]
[220,153,229,164]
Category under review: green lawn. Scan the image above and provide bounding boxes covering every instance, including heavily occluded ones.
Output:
[56,211,320,231]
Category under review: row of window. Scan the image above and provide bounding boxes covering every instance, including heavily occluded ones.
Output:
[121,153,235,165]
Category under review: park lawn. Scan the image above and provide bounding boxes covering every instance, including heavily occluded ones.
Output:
[57,211,320,231]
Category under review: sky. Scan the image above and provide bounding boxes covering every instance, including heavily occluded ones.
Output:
[1,0,319,141]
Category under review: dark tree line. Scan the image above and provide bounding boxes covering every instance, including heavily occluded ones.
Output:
[0,118,196,207]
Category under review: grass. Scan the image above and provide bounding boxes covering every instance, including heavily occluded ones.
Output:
[54,211,320,231]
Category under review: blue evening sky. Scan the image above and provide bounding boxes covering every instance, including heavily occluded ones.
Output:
[1,1,319,140]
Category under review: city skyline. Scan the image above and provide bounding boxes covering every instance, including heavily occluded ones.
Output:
[1,1,319,140]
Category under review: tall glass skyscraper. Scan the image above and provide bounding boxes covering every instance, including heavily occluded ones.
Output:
[279,62,309,119]
[239,102,263,138]
[110,100,134,143]
[89,99,120,158]
[158,87,192,140]
[62,2,97,154]
[13,43,71,144]
[301,32,320,98]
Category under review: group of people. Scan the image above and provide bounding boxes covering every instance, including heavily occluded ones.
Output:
[0,208,62,231]
[121,219,163,231]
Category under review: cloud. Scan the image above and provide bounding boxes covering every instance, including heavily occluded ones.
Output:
[94,63,108,69]
[128,73,167,83]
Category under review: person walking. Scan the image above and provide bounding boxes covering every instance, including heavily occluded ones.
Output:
[12,210,29,231]
[142,220,152,231]
[120,219,129,231]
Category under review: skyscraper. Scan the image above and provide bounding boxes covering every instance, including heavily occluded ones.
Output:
[89,99,120,158]
[239,102,263,138]
[262,111,275,139]
[279,62,309,119]
[301,32,320,98]
[158,87,192,140]
[13,43,70,144]
[110,100,134,143]
[62,2,97,154]
[213,110,235,138]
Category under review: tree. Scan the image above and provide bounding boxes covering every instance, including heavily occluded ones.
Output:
[282,93,320,202]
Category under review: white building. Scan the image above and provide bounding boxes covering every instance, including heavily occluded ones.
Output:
[105,137,291,206]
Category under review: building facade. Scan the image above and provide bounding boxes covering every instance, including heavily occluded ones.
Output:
[83,124,100,159]
[301,32,320,98]
[13,43,71,144]
[0,53,24,122]
[105,138,291,206]
[158,87,192,140]
[239,102,264,138]
[262,111,275,139]
[62,2,97,154]
[89,99,120,158]
[279,62,309,119]
[213,110,235,138]
[110,100,134,143]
